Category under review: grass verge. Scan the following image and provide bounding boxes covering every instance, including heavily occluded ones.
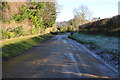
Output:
[1,34,53,60]
[68,33,119,55]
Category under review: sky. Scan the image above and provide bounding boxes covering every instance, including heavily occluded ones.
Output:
[56,0,120,22]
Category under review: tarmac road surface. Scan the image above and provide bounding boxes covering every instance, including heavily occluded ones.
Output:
[3,34,118,78]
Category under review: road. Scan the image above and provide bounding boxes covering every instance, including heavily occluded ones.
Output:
[3,34,118,78]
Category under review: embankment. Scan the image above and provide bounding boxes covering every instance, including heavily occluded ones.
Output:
[1,34,53,60]
[79,15,120,37]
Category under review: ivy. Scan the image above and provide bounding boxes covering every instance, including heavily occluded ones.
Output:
[12,2,57,34]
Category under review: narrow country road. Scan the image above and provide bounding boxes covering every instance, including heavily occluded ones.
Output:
[3,34,118,78]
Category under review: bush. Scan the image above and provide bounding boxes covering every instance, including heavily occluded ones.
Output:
[2,31,15,39]
[2,18,11,24]
[2,2,10,10]
[31,28,37,34]
[11,26,25,37]
[1,26,25,39]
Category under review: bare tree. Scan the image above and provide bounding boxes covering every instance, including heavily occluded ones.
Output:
[72,5,92,31]
[73,5,92,25]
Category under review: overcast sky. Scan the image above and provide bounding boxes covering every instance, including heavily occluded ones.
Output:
[56,0,119,22]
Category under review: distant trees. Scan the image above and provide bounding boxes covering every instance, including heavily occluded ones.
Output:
[72,5,92,30]
[73,5,92,21]
[55,5,92,33]
[56,21,77,32]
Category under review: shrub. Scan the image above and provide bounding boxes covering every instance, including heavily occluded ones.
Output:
[11,26,25,37]
[2,2,10,10]
[2,31,15,39]
[2,18,11,24]
[1,26,25,39]
[31,28,37,34]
